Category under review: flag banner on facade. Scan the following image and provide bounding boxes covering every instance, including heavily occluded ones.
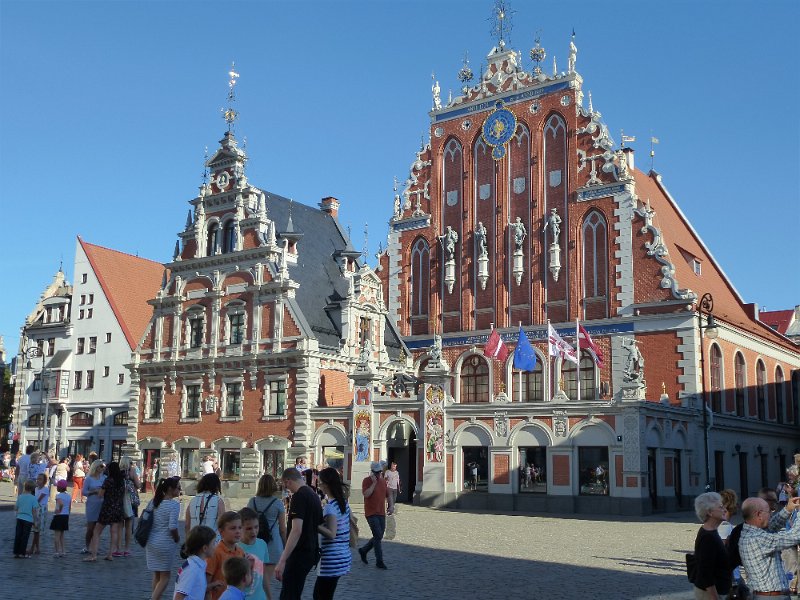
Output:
[548,323,578,364]
[513,327,537,372]
[484,328,509,362]
[577,324,604,368]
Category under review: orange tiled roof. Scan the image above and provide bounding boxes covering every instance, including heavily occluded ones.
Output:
[79,237,165,350]
[759,310,794,335]
[632,171,796,351]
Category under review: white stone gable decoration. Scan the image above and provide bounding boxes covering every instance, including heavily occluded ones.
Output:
[494,412,509,437]
[553,409,568,437]
[633,199,697,302]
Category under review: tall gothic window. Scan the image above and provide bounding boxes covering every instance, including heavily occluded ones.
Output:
[710,344,723,413]
[582,211,609,319]
[775,366,785,424]
[460,355,489,403]
[206,223,219,256]
[410,239,430,317]
[511,359,544,401]
[563,352,596,401]
[756,360,767,420]
[358,316,371,347]
[734,353,746,417]
[222,220,236,253]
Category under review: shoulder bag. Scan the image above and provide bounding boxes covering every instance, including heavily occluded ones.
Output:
[134,500,155,547]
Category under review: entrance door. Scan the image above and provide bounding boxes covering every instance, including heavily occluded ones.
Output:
[647,449,658,510]
[143,449,161,493]
[386,421,416,504]
[738,452,749,501]
[674,451,683,507]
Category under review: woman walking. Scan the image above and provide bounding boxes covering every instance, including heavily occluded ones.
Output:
[184,473,225,538]
[246,474,286,600]
[313,468,351,600]
[85,461,126,561]
[71,454,85,503]
[118,456,141,556]
[81,459,106,554]
[691,491,730,599]
[146,477,181,600]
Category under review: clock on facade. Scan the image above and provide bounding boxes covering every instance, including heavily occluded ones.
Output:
[481,100,517,160]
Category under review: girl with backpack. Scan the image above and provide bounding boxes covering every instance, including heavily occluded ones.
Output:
[184,473,225,540]
[246,474,286,600]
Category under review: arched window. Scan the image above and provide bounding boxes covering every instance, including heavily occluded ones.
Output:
[70,411,93,427]
[410,239,430,317]
[441,138,463,319]
[710,344,723,413]
[582,211,608,319]
[460,355,489,403]
[562,352,596,401]
[734,353,746,416]
[28,413,43,427]
[113,411,128,426]
[443,139,463,210]
[756,360,767,420]
[512,358,544,401]
[222,220,236,253]
[206,222,219,256]
[775,366,785,424]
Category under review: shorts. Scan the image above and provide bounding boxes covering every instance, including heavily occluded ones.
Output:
[50,514,69,531]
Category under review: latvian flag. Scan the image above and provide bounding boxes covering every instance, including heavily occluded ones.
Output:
[484,328,509,362]
[548,324,578,364]
[577,324,604,368]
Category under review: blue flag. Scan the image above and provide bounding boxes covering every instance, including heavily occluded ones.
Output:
[513,327,537,372]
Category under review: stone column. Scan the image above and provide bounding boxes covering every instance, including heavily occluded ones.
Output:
[418,363,451,506]
[348,362,383,503]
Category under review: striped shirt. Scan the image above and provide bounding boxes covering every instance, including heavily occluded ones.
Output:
[740,508,800,593]
[318,500,351,578]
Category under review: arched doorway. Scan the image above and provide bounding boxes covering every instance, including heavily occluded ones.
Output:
[386,419,417,504]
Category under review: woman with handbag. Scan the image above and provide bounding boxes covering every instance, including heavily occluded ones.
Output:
[146,477,181,600]
[314,468,352,600]
[691,491,731,599]
[84,461,126,562]
[115,456,141,557]
[184,473,225,539]
[247,474,286,600]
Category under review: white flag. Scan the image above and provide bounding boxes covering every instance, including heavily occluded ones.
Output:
[548,324,578,364]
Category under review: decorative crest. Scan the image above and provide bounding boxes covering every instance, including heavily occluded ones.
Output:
[457,51,474,94]
[222,62,240,131]
[490,0,514,51]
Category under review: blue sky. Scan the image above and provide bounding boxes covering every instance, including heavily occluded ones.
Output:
[1,0,798,356]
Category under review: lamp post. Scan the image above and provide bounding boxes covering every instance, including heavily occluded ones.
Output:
[24,346,47,449]
[697,292,719,491]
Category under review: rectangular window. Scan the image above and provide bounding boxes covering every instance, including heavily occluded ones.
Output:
[81,274,87,283]
[578,446,609,496]
[226,382,242,417]
[221,449,241,480]
[181,448,200,478]
[111,440,125,463]
[33,374,41,391]
[47,338,55,356]
[37,339,44,355]
[103,366,110,377]
[79,309,84,320]
[74,371,82,390]
[148,387,162,418]
[89,336,97,353]
[86,370,94,389]
[359,316,371,347]
[87,308,93,319]
[229,313,245,345]
[186,385,201,419]
[88,293,94,304]
[262,450,285,479]
[269,380,286,416]
[190,318,203,348]
[77,338,85,354]
[106,332,112,343]
[118,373,124,384]
[80,294,86,305]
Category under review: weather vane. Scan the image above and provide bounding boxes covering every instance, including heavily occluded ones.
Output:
[457,51,474,94]
[222,62,240,132]
[530,32,546,76]
[490,0,514,50]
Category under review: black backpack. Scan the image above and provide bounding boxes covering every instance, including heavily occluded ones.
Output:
[727,523,744,568]
[255,497,278,543]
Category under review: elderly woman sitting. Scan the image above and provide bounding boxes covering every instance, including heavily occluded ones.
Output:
[692,492,731,599]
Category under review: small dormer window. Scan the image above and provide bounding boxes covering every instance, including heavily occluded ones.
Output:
[692,259,702,276]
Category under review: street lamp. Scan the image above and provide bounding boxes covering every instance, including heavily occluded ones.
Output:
[697,292,718,491]
[24,346,52,453]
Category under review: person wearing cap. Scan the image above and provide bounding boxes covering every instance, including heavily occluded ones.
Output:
[358,461,389,569]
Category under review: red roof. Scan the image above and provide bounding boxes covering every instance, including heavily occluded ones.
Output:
[78,237,165,350]
[759,309,794,335]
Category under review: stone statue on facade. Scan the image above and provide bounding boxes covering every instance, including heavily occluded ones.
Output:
[622,337,645,383]
[475,221,488,257]
[432,77,441,110]
[511,217,527,252]
[429,334,443,368]
[568,34,577,74]
[544,208,562,245]
[358,338,372,364]
[438,226,458,262]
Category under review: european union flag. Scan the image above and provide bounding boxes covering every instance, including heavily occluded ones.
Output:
[513,327,537,372]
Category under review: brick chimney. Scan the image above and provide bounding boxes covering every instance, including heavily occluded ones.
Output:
[622,146,635,171]
[319,196,340,218]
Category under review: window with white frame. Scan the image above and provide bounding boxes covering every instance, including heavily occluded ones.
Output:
[225,382,243,418]
[229,312,245,345]
[185,384,202,419]
[89,336,97,353]
[147,386,163,419]
[267,379,287,416]
[188,311,204,348]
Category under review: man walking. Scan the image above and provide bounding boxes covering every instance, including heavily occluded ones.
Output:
[359,461,388,569]
[275,467,323,599]
[739,495,800,599]
[385,462,401,515]
[15,445,34,496]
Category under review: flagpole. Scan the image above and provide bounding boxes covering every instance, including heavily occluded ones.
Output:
[576,318,580,402]
[518,322,523,403]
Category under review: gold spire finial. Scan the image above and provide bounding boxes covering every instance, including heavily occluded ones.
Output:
[222,62,240,131]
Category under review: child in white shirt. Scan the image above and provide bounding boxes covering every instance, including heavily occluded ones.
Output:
[174,525,217,600]
[50,479,71,556]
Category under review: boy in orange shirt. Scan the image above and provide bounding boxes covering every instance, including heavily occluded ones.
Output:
[206,511,246,600]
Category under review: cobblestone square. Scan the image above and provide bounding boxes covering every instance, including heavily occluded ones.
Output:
[0,483,698,599]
